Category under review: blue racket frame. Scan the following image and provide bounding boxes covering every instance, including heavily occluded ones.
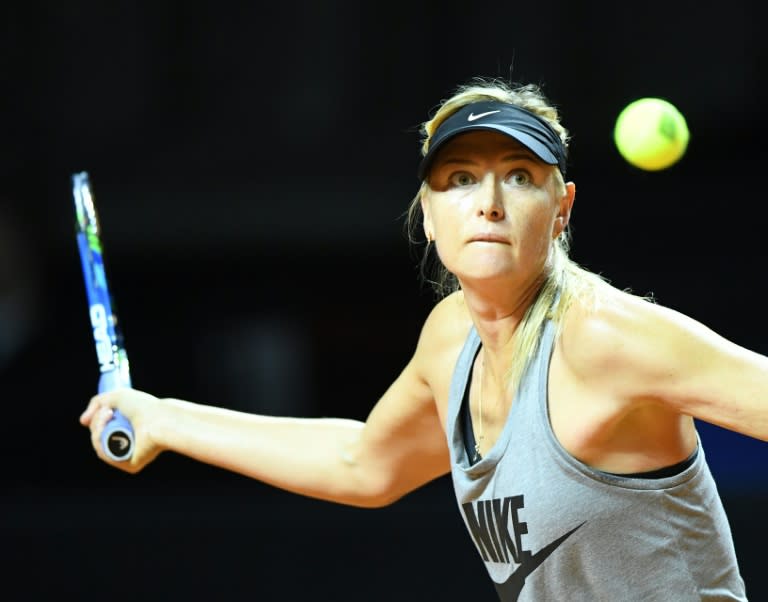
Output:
[73,171,134,461]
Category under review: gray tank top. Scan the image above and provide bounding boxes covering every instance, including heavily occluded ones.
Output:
[447,320,747,601]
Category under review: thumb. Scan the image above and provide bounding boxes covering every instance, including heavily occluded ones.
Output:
[79,391,116,426]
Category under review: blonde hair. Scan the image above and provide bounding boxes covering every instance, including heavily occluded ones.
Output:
[406,77,613,392]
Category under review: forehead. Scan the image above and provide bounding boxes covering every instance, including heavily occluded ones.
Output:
[432,130,537,164]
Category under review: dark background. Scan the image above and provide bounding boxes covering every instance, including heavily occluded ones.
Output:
[2,1,767,600]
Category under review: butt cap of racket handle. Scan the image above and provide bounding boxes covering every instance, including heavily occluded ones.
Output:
[101,409,135,461]
[97,369,134,462]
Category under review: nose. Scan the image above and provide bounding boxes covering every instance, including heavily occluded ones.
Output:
[476,173,504,221]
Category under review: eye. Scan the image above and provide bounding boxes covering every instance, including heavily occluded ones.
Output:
[507,171,531,186]
[448,172,476,187]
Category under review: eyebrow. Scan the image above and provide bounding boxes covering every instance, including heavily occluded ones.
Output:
[436,151,539,168]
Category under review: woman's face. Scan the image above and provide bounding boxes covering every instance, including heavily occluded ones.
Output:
[421,130,574,289]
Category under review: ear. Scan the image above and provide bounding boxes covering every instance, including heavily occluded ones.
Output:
[421,190,434,241]
[553,181,575,238]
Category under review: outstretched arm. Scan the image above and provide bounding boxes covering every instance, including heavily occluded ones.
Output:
[80,304,455,508]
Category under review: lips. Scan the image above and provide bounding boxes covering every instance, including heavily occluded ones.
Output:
[469,233,509,244]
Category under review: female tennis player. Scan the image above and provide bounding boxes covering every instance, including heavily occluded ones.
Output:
[82,77,763,600]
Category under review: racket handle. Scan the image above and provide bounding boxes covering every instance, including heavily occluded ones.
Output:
[97,369,135,462]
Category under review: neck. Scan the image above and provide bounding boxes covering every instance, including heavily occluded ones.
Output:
[460,271,546,360]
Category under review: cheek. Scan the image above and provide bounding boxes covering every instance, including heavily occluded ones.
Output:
[432,232,455,263]
[429,200,464,237]
[430,216,463,267]
[516,207,556,253]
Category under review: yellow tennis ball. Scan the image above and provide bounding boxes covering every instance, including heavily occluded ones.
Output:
[613,97,690,171]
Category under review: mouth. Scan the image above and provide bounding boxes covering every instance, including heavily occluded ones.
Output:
[469,233,510,244]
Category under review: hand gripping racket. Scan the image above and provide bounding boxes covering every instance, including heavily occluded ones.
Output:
[72,171,134,461]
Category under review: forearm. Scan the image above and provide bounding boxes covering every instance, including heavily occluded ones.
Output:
[152,398,377,506]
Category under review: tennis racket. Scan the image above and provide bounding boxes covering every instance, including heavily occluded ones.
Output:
[72,171,134,462]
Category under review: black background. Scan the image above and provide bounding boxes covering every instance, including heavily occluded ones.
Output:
[2,1,767,600]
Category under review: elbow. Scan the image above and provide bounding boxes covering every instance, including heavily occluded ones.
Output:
[347,491,405,509]
[355,478,411,508]
[340,472,409,509]
[357,488,407,509]
[336,450,403,508]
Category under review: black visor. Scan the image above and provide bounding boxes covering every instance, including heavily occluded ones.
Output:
[417,100,567,181]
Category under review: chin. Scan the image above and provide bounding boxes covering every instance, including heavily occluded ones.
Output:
[454,265,518,285]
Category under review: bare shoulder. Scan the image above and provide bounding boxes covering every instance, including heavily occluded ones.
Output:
[560,288,652,369]
[418,290,473,350]
[556,283,768,441]
[559,285,736,393]
[412,291,474,406]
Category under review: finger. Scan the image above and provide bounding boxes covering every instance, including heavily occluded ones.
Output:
[97,405,114,430]
[80,391,119,425]
[80,396,104,426]
[90,406,114,456]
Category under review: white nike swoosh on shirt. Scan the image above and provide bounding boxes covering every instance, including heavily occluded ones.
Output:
[467,110,501,122]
